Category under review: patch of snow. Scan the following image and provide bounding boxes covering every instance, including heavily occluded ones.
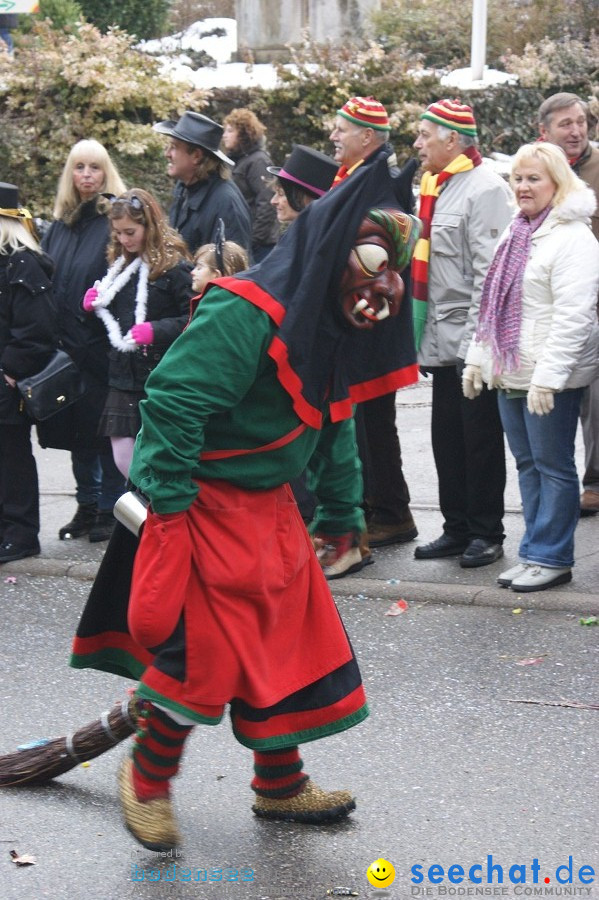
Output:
[484,153,514,178]
[140,17,237,63]
[158,58,283,90]
[441,66,518,90]
[139,16,282,89]
[139,18,519,95]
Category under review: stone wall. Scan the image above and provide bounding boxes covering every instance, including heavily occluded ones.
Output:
[235,0,381,62]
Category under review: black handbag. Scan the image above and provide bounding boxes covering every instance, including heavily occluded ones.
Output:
[16,349,86,421]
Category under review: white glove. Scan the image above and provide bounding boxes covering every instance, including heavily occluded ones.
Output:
[462,364,483,399]
[527,384,555,416]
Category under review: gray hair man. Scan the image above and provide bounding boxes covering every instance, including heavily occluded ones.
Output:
[539,92,599,514]
[412,98,513,568]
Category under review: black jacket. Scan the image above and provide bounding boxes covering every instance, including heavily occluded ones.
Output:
[230,143,280,249]
[103,260,194,391]
[0,249,57,423]
[169,175,252,256]
[42,196,113,381]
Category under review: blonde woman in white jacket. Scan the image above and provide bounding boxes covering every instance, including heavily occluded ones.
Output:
[462,142,599,593]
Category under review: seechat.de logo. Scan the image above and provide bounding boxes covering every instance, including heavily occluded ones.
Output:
[411,856,595,888]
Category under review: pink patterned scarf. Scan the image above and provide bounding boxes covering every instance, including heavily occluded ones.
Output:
[476,205,552,374]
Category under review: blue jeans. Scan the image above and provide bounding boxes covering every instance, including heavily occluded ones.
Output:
[0,29,13,52]
[72,449,125,512]
[497,389,582,568]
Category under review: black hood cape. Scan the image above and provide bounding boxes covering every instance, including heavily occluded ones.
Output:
[214,147,419,428]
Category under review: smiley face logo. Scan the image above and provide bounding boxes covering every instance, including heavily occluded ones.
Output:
[366,858,395,888]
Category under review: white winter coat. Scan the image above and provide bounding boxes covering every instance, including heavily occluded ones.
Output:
[465,186,599,392]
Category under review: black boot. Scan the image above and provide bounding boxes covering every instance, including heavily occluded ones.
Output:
[89,509,115,543]
[59,503,98,540]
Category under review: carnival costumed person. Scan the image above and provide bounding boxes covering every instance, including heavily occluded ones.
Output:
[70,151,421,851]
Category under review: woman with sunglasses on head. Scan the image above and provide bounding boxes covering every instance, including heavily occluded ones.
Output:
[42,139,127,543]
[83,189,194,479]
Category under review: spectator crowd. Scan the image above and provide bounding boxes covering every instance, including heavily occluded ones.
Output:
[1,94,598,593]
[1,89,598,854]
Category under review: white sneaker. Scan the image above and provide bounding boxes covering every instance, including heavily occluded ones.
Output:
[510,565,572,593]
[497,562,529,587]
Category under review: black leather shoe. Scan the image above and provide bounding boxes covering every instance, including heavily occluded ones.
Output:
[89,510,116,543]
[59,502,97,540]
[414,533,468,559]
[460,538,504,568]
[0,540,40,564]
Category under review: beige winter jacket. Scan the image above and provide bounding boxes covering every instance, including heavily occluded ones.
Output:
[417,163,514,367]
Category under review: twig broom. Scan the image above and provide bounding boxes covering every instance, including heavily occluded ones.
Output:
[0,698,139,787]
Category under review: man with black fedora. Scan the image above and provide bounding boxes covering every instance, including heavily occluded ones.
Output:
[153,111,252,256]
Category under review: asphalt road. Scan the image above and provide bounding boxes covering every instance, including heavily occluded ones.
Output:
[0,574,597,900]
[0,377,597,899]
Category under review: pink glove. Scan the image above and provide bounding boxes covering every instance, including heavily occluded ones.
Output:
[129,322,154,345]
[82,287,98,312]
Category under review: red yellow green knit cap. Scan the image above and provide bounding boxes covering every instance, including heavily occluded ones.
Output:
[337,96,390,132]
[420,98,478,138]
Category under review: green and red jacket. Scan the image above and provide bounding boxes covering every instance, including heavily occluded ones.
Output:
[129,286,364,535]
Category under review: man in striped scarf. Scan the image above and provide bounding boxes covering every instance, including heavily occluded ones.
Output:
[412,99,512,568]
[329,96,420,551]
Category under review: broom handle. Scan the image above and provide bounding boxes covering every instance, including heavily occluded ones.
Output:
[0,697,140,787]
[65,698,138,763]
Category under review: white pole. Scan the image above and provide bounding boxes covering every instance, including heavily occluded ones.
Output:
[470,0,487,82]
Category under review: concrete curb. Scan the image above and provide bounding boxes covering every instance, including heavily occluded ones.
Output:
[3,556,598,615]
[331,576,599,615]
[1,556,100,581]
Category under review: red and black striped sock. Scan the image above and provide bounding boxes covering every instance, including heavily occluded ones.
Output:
[251,747,309,799]
[131,704,193,801]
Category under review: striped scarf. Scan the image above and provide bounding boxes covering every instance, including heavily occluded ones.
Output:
[412,146,482,349]
[332,157,364,186]
[475,205,552,374]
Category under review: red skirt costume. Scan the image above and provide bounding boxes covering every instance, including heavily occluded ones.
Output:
[71,479,368,749]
